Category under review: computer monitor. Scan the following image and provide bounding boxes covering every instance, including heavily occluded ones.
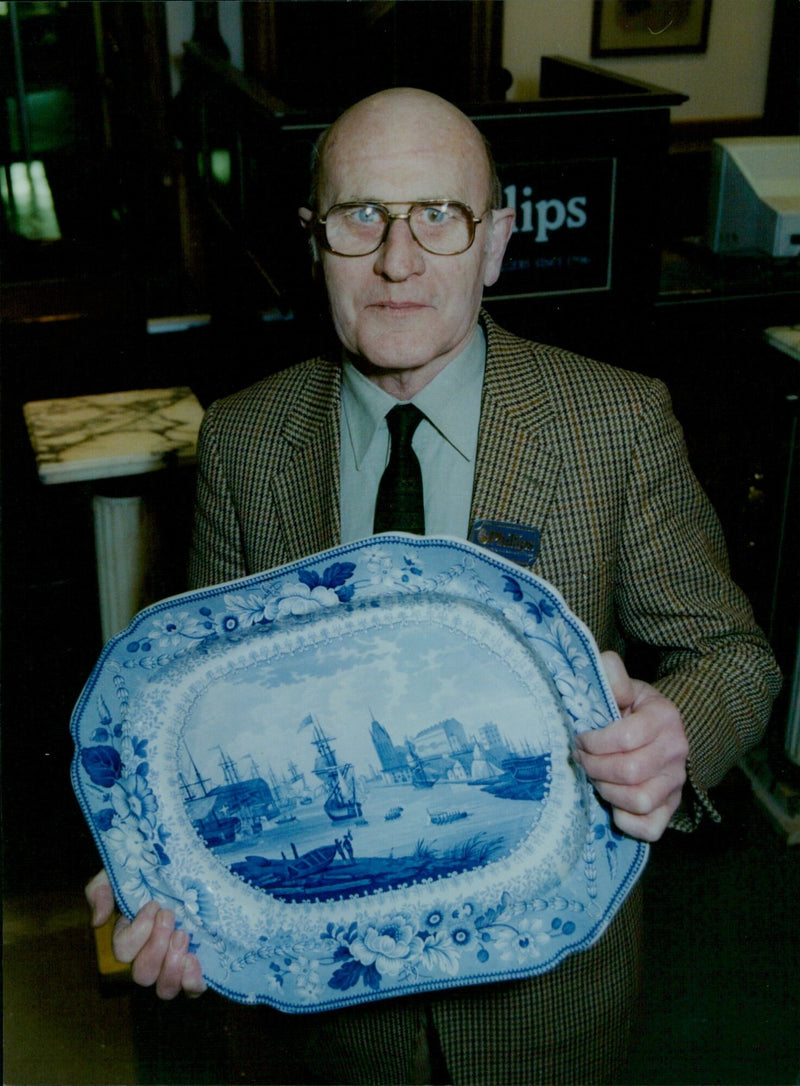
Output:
[706,136,800,258]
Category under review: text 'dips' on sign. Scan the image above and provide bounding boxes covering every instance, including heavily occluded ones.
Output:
[487,158,616,300]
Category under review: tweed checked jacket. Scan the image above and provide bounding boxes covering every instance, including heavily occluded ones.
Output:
[189,312,779,1083]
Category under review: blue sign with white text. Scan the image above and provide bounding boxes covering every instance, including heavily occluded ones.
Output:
[488,157,616,299]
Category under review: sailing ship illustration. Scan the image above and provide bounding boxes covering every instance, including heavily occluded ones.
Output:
[406,740,436,789]
[285,760,314,804]
[468,742,504,785]
[181,742,278,846]
[309,719,364,822]
[181,782,239,847]
[481,749,551,802]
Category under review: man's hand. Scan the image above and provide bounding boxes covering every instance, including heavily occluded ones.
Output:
[85,869,206,1000]
[573,651,689,842]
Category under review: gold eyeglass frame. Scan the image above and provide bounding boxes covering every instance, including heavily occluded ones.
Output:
[311,200,488,257]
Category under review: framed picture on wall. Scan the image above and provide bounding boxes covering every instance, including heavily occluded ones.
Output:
[591,0,712,57]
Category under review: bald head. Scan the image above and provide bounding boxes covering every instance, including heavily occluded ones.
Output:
[310,88,501,212]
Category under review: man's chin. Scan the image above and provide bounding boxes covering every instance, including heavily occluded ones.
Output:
[356,350,432,376]
[351,346,455,395]
[355,325,438,372]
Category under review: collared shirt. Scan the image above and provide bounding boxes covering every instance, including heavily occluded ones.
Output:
[340,326,485,542]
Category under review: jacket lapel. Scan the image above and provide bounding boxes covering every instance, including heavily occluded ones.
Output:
[271,360,342,562]
[470,315,563,542]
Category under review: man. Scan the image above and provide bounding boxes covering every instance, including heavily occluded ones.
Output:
[87,88,781,1084]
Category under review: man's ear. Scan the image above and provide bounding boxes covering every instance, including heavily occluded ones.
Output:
[483,207,516,288]
[298,206,319,263]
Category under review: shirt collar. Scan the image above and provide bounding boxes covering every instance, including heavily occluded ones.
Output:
[342,326,486,469]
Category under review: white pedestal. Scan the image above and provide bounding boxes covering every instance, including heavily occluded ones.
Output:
[92,495,155,642]
[23,387,203,643]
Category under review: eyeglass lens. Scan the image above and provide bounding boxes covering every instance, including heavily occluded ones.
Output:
[323,202,476,256]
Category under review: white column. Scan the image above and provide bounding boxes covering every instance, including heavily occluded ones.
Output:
[92,495,154,643]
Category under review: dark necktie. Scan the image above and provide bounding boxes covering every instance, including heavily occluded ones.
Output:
[373,404,425,535]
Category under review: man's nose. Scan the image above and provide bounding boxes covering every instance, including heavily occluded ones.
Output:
[373,217,425,279]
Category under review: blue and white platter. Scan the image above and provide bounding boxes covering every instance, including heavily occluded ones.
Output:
[71,535,648,1012]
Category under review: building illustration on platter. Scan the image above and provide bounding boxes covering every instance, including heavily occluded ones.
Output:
[369,712,541,794]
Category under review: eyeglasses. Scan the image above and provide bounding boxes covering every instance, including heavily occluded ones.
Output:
[312,200,486,257]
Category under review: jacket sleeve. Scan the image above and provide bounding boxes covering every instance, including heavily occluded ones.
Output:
[188,399,249,589]
[615,378,782,827]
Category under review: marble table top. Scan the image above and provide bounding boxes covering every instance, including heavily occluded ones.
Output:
[764,325,800,363]
[23,387,205,484]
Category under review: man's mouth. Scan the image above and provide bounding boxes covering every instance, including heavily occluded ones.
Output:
[369,301,429,311]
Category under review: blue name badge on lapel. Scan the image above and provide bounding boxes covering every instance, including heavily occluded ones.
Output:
[469,519,541,569]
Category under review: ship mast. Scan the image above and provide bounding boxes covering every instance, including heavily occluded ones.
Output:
[183,739,211,796]
[216,745,241,786]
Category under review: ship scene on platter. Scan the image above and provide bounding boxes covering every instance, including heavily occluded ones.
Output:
[181,713,552,903]
[178,619,564,905]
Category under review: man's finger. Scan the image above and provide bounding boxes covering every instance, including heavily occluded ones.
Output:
[590,768,685,816]
[128,907,177,987]
[112,900,162,964]
[600,650,635,714]
[576,694,683,757]
[610,801,676,842]
[85,869,115,928]
[576,707,660,758]
[153,928,192,1000]
[182,953,208,998]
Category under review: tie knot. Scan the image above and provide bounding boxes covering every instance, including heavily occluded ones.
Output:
[386,403,424,446]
